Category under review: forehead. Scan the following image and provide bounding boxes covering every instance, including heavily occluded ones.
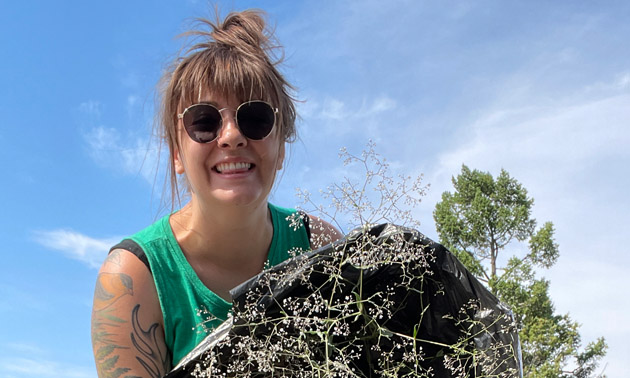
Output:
[179,86,268,110]
[197,91,241,108]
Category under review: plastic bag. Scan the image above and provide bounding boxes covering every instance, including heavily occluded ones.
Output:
[166,224,523,377]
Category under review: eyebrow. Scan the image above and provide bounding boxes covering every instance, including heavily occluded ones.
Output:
[197,101,220,106]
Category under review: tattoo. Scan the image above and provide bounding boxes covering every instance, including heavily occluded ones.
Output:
[105,249,124,267]
[92,273,171,378]
[92,271,169,378]
[94,273,134,311]
[93,272,135,378]
[130,304,171,378]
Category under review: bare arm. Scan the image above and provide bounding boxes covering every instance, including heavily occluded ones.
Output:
[91,249,171,378]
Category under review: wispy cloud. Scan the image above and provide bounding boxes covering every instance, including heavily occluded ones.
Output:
[288,94,400,199]
[83,126,162,184]
[410,77,630,377]
[2,343,45,355]
[428,97,630,231]
[614,72,630,90]
[0,342,95,378]
[298,95,397,142]
[437,94,629,177]
[304,95,396,121]
[33,229,120,269]
[0,357,95,378]
[412,85,630,248]
[78,100,103,118]
[127,95,139,118]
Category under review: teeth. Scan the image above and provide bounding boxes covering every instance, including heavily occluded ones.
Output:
[216,162,251,173]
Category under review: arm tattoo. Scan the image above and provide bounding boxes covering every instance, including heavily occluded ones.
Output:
[92,273,170,378]
[93,273,134,378]
[130,304,171,378]
[94,273,133,311]
[105,249,124,267]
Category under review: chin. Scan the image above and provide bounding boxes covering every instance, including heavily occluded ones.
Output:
[212,190,268,208]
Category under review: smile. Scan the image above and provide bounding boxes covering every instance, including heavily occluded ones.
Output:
[214,162,253,173]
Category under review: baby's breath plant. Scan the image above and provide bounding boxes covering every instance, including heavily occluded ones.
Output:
[295,140,428,237]
[167,142,522,378]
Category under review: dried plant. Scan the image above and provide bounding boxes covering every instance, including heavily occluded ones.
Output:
[296,140,428,236]
[167,142,522,378]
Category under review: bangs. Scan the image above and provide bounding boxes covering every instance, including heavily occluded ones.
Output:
[176,47,279,110]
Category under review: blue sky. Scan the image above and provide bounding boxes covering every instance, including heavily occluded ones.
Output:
[1,1,629,377]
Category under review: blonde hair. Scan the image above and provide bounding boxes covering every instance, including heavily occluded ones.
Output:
[157,9,297,209]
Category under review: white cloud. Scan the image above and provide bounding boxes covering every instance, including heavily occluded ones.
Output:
[127,95,139,118]
[369,96,396,114]
[615,72,630,89]
[317,96,397,121]
[86,126,118,153]
[428,93,630,208]
[2,343,45,355]
[0,357,95,378]
[84,126,162,184]
[320,98,346,120]
[33,229,120,269]
[0,343,95,378]
[548,258,630,330]
[297,95,397,142]
[296,99,320,119]
[411,85,630,377]
[78,101,103,118]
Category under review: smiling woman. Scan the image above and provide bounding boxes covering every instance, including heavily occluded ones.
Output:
[89,9,342,377]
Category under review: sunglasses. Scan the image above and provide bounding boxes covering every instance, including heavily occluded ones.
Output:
[177,100,278,143]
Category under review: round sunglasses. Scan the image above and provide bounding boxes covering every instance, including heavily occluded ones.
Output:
[177,100,278,143]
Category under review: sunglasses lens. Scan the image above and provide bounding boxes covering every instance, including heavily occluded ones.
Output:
[183,105,222,143]
[237,101,275,140]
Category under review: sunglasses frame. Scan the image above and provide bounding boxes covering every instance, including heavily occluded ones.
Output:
[177,100,278,143]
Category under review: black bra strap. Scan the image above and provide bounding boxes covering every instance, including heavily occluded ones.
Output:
[110,239,152,274]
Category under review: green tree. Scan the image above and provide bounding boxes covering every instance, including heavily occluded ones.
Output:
[433,165,607,378]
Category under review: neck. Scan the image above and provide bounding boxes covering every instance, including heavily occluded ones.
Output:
[170,198,273,267]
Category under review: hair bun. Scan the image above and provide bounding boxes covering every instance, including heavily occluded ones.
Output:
[212,10,268,51]
[184,9,277,62]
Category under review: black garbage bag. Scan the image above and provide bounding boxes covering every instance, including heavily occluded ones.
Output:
[166,224,523,377]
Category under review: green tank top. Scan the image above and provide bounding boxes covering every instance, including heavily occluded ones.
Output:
[126,203,311,366]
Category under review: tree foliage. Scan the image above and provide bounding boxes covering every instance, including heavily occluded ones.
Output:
[433,165,607,378]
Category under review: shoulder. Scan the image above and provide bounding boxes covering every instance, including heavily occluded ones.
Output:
[306,214,344,249]
[267,203,343,249]
[94,247,159,315]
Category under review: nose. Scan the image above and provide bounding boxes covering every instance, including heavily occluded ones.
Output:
[216,111,247,149]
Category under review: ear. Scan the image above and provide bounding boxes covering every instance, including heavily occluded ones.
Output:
[174,147,185,174]
[276,142,285,171]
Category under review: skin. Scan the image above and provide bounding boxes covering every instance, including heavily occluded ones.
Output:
[91,92,342,377]
[170,93,290,300]
[91,249,170,378]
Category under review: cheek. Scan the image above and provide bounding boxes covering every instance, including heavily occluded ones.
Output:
[261,139,284,170]
[174,135,210,176]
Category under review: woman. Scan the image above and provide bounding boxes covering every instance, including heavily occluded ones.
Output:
[91,10,342,377]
